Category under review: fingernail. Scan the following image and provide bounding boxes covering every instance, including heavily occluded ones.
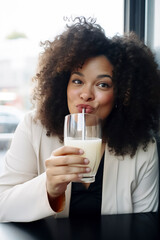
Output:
[84,158,89,164]
[79,149,84,154]
[78,174,83,178]
[86,167,91,172]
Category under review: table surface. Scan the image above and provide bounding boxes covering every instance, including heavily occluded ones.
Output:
[0,212,160,240]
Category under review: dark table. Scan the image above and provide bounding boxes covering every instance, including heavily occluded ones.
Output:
[0,212,160,240]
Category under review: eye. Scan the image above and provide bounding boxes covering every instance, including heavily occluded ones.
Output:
[72,79,83,85]
[97,82,112,89]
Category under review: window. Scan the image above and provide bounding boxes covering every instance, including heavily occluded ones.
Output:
[124,0,160,68]
[0,0,124,161]
[145,0,160,68]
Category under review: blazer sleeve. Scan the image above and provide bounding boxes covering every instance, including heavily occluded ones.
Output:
[132,140,159,213]
[0,112,54,222]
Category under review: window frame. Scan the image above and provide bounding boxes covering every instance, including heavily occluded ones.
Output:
[124,0,145,41]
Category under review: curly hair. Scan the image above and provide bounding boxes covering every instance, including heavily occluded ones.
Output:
[32,17,160,157]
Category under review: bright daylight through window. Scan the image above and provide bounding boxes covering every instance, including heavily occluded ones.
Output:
[0,0,124,164]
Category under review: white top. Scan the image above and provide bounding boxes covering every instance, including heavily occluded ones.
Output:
[0,111,159,222]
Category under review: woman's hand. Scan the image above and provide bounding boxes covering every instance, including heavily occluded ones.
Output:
[45,146,90,211]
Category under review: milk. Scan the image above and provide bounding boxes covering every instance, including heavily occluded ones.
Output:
[64,137,102,182]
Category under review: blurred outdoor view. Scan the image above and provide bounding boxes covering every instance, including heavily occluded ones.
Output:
[0,0,124,168]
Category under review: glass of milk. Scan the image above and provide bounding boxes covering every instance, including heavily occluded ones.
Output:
[64,113,102,183]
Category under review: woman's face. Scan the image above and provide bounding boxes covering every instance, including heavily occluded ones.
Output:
[67,55,115,120]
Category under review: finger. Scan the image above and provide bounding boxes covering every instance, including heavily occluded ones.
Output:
[52,146,84,156]
[46,155,89,167]
[46,165,91,176]
[51,173,85,184]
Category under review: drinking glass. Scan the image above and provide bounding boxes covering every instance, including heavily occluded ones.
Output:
[64,113,102,183]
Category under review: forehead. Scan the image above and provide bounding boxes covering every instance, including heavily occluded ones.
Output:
[72,56,113,75]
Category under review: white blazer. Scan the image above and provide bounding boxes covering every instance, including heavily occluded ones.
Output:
[0,111,159,222]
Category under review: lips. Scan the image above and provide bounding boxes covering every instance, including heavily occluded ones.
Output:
[76,104,94,113]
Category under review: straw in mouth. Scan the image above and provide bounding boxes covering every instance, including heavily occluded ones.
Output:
[82,108,86,140]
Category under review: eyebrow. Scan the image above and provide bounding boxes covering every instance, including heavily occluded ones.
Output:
[72,72,112,80]
[97,74,112,80]
[72,72,84,77]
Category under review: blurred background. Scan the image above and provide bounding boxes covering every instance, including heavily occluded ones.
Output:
[0,0,160,167]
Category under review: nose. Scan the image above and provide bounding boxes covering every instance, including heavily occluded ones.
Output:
[80,86,94,102]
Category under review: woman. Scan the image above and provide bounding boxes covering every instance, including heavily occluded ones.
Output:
[0,17,160,222]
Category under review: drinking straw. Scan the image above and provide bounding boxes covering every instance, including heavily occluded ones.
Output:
[82,108,86,140]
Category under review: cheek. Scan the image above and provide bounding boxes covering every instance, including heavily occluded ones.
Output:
[67,87,79,111]
[98,92,115,119]
[67,87,77,102]
[99,92,115,107]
